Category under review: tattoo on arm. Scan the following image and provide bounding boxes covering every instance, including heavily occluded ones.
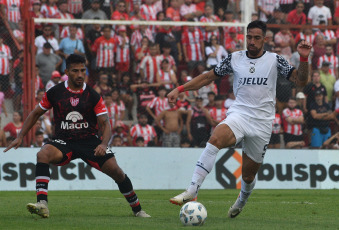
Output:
[296,62,309,85]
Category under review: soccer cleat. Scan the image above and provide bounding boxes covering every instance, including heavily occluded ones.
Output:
[134,210,151,218]
[228,196,246,218]
[26,200,49,218]
[169,190,197,206]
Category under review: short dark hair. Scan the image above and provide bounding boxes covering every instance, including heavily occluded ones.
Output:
[66,54,86,69]
[247,20,267,36]
[136,136,144,142]
[35,131,44,136]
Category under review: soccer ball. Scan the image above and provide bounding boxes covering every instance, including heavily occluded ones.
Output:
[179,201,207,226]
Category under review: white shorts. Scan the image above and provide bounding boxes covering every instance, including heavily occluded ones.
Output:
[219,113,272,163]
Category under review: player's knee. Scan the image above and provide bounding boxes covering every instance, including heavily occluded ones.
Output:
[208,135,223,149]
[36,150,50,163]
[242,175,255,184]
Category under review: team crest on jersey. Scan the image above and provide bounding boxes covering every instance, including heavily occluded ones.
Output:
[249,67,255,73]
[70,97,79,107]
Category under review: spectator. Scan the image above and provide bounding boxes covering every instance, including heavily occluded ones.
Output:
[322,132,339,149]
[109,135,123,147]
[269,108,283,149]
[257,0,279,22]
[224,88,235,109]
[198,79,218,106]
[224,27,244,54]
[155,18,181,65]
[311,34,326,71]
[166,0,181,28]
[187,96,213,146]
[276,70,296,114]
[222,10,240,43]
[115,26,130,81]
[130,114,157,146]
[30,0,44,36]
[35,114,52,141]
[274,24,295,61]
[93,73,112,96]
[31,131,45,147]
[156,59,177,90]
[263,30,275,52]
[119,72,134,120]
[135,136,145,147]
[4,111,23,139]
[304,70,327,113]
[35,24,59,54]
[45,70,61,91]
[85,18,102,71]
[0,35,12,96]
[205,35,227,70]
[182,21,205,76]
[309,90,333,148]
[200,3,220,43]
[58,24,85,72]
[317,45,338,78]
[282,97,305,149]
[209,95,227,129]
[176,92,192,111]
[180,0,202,21]
[307,0,332,26]
[204,91,216,110]
[180,137,191,147]
[67,0,83,18]
[60,25,84,41]
[55,0,75,37]
[139,42,159,84]
[319,61,336,105]
[130,80,157,115]
[0,117,6,147]
[82,0,107,34]
[0,0,23,29]
[155,104,184,147]
[129,3,145,31]
[286,1,306,37]
[146,86,169,121]
[335,78,339,111]
[111,0,129,21]
[91,25,117,73]
[41,0,59,18]
[35,89,45,106]
[266,8,285,34]
[156,43,177,73]
[104,92,119,131]
[140,0,157,33]
[296,91,307,113]
[13,21,24,50]
[35,42,62,86]
[314,20,336,46]
[112,88,126,120]
[0,85,7,117]
[294,26,315,45]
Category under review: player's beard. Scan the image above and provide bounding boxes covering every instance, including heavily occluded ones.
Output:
[247,45,261,57]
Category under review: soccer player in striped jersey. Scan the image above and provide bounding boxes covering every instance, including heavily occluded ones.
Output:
[4,54,150,218]
[168,20,312,218]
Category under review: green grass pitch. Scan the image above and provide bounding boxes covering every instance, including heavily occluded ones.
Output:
[0,189,338,229]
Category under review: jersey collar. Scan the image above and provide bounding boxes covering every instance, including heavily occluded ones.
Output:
[64,80,86,94]
[246,51,266,59]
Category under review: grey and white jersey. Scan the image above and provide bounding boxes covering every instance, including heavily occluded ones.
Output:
[214,51,295,120]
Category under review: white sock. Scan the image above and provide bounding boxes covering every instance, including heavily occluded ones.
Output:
[239,178,256,202]
[187,143,219,194]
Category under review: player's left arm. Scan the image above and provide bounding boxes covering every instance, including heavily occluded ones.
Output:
[289,40,312,87]
[95,114,111,157]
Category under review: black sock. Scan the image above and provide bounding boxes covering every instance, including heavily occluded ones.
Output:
[117,174,141,213]
[35,162,50,203]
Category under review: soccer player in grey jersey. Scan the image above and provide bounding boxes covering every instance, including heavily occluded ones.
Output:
[168,20,312,218]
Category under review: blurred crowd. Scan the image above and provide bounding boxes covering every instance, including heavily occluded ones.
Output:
[0,0,339,149]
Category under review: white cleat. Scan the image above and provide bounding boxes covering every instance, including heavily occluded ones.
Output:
[134,210,151,218]
[26,200,49,218]
[169,190,197,206]
[228,197,246,218]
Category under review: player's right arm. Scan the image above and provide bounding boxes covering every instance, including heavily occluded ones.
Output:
[4,106,46,152]
[167,70,218,104]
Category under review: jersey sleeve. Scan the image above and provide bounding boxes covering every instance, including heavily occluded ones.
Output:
[39,92,52,110]
[276,54,295,80]
[94,97,108,116]
[214,53,233,77]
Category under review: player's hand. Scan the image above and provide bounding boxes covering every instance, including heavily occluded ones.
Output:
[94,144,107,157]
[3,137,23,152]
[167,88,179,105]
[297,40,312,58]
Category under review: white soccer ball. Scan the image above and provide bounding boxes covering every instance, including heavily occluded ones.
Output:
[179,201,207,226]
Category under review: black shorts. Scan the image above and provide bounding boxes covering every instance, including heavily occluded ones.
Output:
[46,136,115,171]
[269,133,280,145]
[284,133,304,143]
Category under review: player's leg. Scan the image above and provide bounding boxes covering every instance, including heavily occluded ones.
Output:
[170,123,236,205]
[27,144,64,218]
[100,157,151,217]
[228,153,261,218]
